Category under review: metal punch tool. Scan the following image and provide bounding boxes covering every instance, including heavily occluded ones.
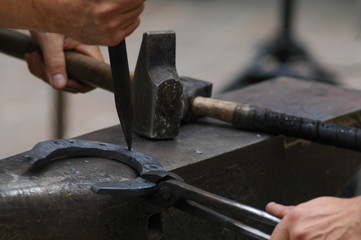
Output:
[28,139,280,240]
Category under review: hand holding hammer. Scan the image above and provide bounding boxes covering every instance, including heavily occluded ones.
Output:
[0,29,133,149]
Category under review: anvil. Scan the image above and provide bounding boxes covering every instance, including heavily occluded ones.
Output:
[1,78,361,240]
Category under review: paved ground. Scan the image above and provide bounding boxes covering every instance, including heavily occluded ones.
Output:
[1,0,361,158]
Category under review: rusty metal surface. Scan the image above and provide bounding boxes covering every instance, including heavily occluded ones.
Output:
[1,78,361,239]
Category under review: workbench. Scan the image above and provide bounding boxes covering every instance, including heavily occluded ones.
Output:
[1,77,361,240]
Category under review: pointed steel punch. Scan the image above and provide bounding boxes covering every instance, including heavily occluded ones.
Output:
[108,40,133,150]
[28,139,280,240]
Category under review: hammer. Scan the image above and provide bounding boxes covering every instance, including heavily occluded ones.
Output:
[132,31,361,153]
[2,30,361,153]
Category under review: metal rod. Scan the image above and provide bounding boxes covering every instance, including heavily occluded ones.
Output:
[177,200,271,240]
[53,90,67,139]
[162,180,280,226]
[281,0,295,39]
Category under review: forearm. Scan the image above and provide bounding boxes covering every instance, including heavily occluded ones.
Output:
[0,0,145,45]
[0,0,51,31]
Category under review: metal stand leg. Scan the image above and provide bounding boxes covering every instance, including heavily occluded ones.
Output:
[53,91,66,139]
[222,0,337,92]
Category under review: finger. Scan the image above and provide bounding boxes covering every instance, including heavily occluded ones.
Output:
[96,0,144,17]
[270,222,290,240]
[118,0,145,13]
[24,51,47,81]
[117,4,144,29]
[69,44,104,61]
[25,52,80,93]
[25,52,78,93]
[37,33,68,90]
[113,17,141,45]
[266,202,295,218]
[60,39,102,91]
[67,79,95,93]
[63,86,79,93]
[92,0,143,41]
[116,2,145,25]
[24,52,39,78]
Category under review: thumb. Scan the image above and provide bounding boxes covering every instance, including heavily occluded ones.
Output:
[35,33,68,90]
[266,202,294,218]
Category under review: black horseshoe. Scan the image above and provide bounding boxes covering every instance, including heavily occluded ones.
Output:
[26,139,168,197]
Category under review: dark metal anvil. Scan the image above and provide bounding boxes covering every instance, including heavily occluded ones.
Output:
[1,78,361,240]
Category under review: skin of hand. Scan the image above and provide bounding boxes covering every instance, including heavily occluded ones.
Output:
[266,196,361,240]
[0,0,145,46]
[24,31,104,93]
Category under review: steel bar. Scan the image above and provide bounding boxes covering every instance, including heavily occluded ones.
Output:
[177,200,271,240]
[282,0,294,39]
[156,180,279,226]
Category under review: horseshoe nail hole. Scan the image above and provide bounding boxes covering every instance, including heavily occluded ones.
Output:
[99,143,107,147]
[144,164,161,171]
[69,140,75,144]
[53,141,59,144]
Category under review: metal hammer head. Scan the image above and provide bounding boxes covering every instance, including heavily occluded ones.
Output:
[133,31,183,139]
[133,31,213,139]
[180,77,212,123]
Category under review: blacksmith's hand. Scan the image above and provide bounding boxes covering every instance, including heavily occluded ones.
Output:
[24,31,103,93]
[266,196,361,240]
[0,0,145,46]
[53,0,145,45]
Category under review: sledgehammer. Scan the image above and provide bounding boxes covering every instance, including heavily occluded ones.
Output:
[133,31,361,153]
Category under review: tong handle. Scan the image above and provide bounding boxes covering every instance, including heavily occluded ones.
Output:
[177,200,271,240]
[150,180,280,239]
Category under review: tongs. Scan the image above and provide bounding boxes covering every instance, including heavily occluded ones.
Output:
[29,139,280,240]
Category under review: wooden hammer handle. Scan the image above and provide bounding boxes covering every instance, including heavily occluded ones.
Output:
[192,96,361,152]
[0,29,120,92]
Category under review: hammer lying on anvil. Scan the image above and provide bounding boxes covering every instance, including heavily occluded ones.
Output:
[2,30,361,153]
[131,31,361,153]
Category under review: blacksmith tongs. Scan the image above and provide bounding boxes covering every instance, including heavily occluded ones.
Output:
[28,139,280,240]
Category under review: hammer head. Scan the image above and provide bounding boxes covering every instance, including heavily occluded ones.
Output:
[133,31,213,139]
[133,31,183,139]
[180,77,212,123]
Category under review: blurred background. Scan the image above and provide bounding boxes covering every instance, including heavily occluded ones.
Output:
[1,0,361,159]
